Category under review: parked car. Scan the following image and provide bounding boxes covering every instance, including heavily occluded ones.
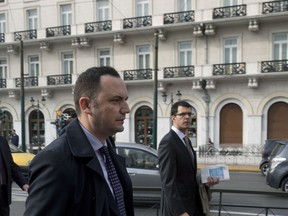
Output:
[266,140,288,192]
[115,142,161,204]
[259,139,288,176]
[9,144,35,179]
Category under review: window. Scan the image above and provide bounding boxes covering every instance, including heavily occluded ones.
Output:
[98,49,110,66]
[224,38,238,63]
[0,0,4,3]
[97,0,109,21]
[273,33,288,60]
[178,42,192,66]
[223,0,237,6]
[60,4,72,25]
[137,45,150,69]
[62,52,73,74]
[135,106,153,146]
[0,13,6,33]
[136,0,149,16]
[178,0,192,11]
[28,55,39,76]
[0,58,7,79]
[27,9,38,30]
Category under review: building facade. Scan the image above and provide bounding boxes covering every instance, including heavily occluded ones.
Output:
[0,0,288,151]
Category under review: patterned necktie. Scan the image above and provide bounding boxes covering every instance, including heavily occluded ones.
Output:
[100,146,126,216]
[184,136,195,167]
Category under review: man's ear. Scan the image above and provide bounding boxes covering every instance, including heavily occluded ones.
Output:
[79,97,92,114]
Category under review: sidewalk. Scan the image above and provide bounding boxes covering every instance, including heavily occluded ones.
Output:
[198,163,259,172]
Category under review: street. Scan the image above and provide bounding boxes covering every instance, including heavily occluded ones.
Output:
[11,171,288,216]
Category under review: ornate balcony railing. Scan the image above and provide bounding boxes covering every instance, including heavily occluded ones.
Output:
[163,65,195,78]
[213,63,246,75]
[47,74,72,85]
[213,4,246,19]
[15,76,38,87]
[85,20,112,33]
[262,0,288,14]
[14,29,37,41]
[123,16,152,29]
[0,79,6,88]
[261,60,288,73]
[123,69,152,80]
[46,25,71,38]
[0,33,5,43]
[163,10,195,24]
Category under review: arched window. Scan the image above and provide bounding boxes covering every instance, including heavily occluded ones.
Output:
[268,102,288,139]
[29,110,45,152]
[220,103,243,146]
[135,106,153,146]
[0,110,13,141]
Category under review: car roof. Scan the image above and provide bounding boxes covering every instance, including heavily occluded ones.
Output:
[115,142,158,155]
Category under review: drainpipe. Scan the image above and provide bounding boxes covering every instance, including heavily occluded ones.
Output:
[200,79,210,145]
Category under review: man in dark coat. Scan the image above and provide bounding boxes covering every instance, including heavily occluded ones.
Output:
[158,101,218,216]
[24,66,134,216]
[0,136,28,216]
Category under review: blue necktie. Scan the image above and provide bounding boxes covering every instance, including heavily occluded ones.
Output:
[100,146,126,216]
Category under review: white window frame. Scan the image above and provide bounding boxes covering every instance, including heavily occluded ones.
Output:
[0,13,6,33]
[98,48,111,66]
[178,0,192,11]
[0,58,7,79]
[28,55,40,77]
[273,33,288,60]
[60,4,72,26]
[137,45,150,69]
[223,37,238,63]
[178,41,192,66]
[27,9,38,30]
[62,52,74,74]
[96,0,109,21]
[136,0,149,16]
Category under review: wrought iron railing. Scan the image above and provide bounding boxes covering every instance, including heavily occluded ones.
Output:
[14,29,37,41]
[46,25,71,37]
[123,69,152,80]
[85,20,112,33]
[262,0,288,14]
[213,4,246,19]
[213,63,246,75]
[0,33,4,43]
[261,60,288,73]
[123,16,152,29]
[15,77,38,87]
[47,74,72,85]
[0,79,6,88]
[163,65,194,78]
[163,10,195,24]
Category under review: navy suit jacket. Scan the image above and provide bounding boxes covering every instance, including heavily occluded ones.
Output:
[158,129,203,216]
[24,119,134,216]
[0,136,27,204]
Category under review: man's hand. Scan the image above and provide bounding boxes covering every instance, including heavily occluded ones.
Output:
[22,184,29,192]
[205,176,219,187]
[180,212,189,216]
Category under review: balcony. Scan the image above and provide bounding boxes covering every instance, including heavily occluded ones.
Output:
[46,25,71,38]
[47,74,72,85]
[85,20,112,33]
[0,79,6,88]
[261,60,288,73]
[14,29,37,41]
[163,10,195,24]
[15,77,38,87]
[163,65,194,78]
[213,4,246,19]
[0,33,4,43]
[262,0,288,14]
[213,63,246,75]
[123,16,152,29]
[123,69,152,80]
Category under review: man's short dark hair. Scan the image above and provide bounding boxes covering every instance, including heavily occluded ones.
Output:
[170,101,192,116]
[74,66,120,115]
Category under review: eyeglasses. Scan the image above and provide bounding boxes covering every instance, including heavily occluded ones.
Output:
[175,112,193,118]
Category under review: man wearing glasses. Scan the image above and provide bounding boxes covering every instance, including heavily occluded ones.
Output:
[158,101,219,216]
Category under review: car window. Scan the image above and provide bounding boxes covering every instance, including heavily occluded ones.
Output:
[270,143,286,157]
[117,147,158,170]
[9,144,23,153]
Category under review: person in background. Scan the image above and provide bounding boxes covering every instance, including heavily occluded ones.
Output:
[158,101,219,216]
[11,129,19,148]
[24,66,134,216]
[0,135,29,216]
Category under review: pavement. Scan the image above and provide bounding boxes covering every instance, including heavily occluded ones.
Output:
[198,163,259,172]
